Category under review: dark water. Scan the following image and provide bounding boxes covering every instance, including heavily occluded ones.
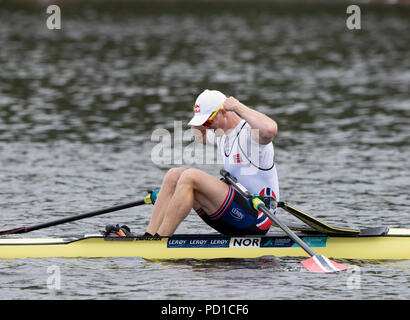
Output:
[0,2,409,300]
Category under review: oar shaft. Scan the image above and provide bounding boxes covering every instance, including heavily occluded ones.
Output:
[0,199,147,235]
[220,169,316,257]
[220,169,350,273]
[257,204,316,256]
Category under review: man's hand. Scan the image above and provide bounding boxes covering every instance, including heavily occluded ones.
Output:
[223,96,241,112]
[224,96,278,144]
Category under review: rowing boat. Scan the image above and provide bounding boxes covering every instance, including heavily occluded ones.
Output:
[1,227,409,260]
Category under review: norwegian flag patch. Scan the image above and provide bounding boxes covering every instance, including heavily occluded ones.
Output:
[233,153,242,163]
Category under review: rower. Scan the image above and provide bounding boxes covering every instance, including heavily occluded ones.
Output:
[144,89,279,237]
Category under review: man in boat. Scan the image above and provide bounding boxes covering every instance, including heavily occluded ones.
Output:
[145,89,279,237]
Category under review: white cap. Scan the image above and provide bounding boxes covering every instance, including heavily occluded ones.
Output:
[188,89,226,126]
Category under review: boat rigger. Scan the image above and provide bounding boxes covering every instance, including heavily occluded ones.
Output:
[0,227,409,260]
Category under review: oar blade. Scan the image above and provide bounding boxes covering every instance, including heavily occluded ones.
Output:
[301,255,350,273]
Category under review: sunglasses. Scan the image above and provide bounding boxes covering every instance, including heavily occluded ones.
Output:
[203,104,223,127]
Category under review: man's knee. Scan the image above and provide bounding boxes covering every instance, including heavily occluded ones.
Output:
[164,167,187,187]
[177,168,201,186]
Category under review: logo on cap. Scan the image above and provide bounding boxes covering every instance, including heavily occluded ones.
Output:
[194,104,200,113]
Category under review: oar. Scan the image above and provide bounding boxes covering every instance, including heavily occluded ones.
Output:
[220,169,350,273]
[277,202,360,236]
[0,195,153,235]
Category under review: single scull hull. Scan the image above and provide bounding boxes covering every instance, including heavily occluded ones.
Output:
[0,228,409,260]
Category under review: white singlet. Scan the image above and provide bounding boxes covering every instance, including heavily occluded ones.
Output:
[206,119,280,206]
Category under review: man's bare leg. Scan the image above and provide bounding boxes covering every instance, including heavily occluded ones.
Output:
[146,167,186,235]
[157,168,230,236]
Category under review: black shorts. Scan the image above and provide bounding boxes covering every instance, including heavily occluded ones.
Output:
[195,186,273,236]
